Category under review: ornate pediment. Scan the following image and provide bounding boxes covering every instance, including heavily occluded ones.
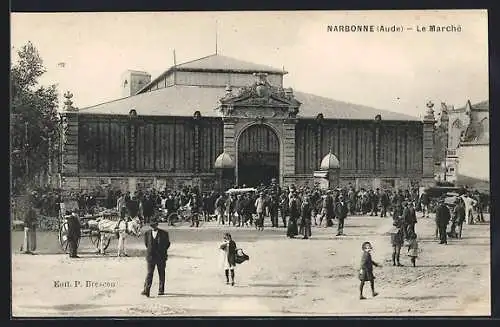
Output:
[218,73,301,118]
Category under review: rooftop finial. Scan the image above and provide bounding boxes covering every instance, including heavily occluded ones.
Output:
[63,91,78,111]
[424,100,435,121]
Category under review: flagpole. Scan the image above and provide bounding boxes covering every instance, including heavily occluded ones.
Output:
[215,20,218,55]
[173,49,177,84]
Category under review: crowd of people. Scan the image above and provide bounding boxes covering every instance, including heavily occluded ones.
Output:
[18,179,489,302]
[20,180,487,258]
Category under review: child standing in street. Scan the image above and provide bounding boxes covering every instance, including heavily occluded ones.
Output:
[220,233,237,286]
[407,232,419,267]
[358,241,381,300]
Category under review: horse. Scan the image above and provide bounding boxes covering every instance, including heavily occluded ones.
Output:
[89,217,143,254]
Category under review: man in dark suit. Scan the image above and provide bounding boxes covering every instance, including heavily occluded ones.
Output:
[67,212,81,258]
[335,195,348,236]
[380,190,390,217]
[450,198,466,238]
[142,218,170,297]
[435,199,451,245]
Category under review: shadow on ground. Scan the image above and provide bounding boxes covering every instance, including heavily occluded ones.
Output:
[247,283,315,288]
[164,292,291,299]
[384,295,457,301]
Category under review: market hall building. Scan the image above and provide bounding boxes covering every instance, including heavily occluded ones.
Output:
[60,54,435,193]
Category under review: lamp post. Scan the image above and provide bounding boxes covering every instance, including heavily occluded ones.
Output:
[443,127,448,182]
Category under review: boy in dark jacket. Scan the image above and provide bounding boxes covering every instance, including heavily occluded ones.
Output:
[359,241,380,299]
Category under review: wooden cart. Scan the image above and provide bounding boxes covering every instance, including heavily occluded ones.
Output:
[58,201,118,253]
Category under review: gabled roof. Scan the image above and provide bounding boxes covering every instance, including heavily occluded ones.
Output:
[75,85,420,121]
[472,100,489,111]
[136,54,286,94]
[175,54,286,74]
[452,99,489,112]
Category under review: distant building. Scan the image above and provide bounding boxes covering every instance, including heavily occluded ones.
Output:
[59,53,435,193]
[437,100,489,190]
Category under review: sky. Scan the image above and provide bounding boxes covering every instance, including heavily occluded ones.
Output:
[11,10,488,118]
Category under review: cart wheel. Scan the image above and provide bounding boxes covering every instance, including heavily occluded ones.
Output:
[58,222,80,253]
[58,222,69,252]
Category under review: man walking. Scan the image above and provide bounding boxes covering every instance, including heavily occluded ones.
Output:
[380,190,390,218]
[450,198,466,239]
[300,195,312,239]
[142,218,170,297]
[269,193,279,228]
[335,195,348,236]
[321,191,334,227]
[189,193,202,228]
[370,189,380,216]
[215,193,226,225]
[435,199,451,245]
[280,192,289,228]
[420,191,430,218]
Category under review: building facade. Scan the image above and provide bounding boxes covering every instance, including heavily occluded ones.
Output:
[59,54,435,193]
[436,100,489,189]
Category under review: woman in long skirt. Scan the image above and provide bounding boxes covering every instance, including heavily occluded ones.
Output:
[287,193,300,238]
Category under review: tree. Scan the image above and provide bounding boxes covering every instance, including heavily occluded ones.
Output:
[10,41,61,194]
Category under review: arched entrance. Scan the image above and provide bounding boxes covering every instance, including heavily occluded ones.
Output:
[237,124,280,187]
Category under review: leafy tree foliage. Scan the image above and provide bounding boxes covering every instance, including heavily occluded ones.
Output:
[11,41,60,194]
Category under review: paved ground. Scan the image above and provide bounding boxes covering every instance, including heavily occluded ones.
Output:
[11,214,490,317]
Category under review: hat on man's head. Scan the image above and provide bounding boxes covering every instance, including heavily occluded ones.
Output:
[150,218,159,226]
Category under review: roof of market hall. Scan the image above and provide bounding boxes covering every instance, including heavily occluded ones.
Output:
[75,54,420,121]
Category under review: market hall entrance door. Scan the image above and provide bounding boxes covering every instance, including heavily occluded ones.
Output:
[237,124,280,187]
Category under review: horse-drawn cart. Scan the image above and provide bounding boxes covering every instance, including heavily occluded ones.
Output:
[58,208,119,253]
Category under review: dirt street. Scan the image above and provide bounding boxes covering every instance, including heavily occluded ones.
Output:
[11,214,490,316]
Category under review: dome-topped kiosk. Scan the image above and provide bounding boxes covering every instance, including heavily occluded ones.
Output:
[214,151,236,169]
[320,152,340,170]
[214,151,235,192]
[314,151,341,190]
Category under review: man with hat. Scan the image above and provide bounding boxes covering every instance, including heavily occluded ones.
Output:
[435,198,451,244]
[300,195,312,239]
[370,188,380,216]
[450,197,466,239]
[142,218,170,297]
[335,194,348,236]
[189,192,202,228]
[403,199,417,239]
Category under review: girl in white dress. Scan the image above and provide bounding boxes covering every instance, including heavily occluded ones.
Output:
[219,233,237,286]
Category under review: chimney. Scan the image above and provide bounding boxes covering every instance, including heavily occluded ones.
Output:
[121,70,151,97]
